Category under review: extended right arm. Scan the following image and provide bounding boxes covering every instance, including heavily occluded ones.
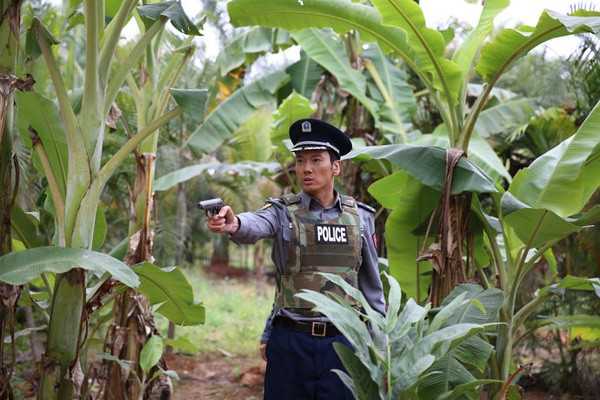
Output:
[206,202,280,244]
[230,205,280,244]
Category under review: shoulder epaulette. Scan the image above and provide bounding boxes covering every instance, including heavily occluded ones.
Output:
[357,201,376,214]
[340,195,356,208]
[280,193,301,206]
[265,197,285,209]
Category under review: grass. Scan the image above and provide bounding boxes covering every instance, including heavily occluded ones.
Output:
[156,268,275,356]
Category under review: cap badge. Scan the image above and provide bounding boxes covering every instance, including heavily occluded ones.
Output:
[301,121,312,133]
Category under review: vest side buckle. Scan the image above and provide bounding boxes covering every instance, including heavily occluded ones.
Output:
[311,321,327,337]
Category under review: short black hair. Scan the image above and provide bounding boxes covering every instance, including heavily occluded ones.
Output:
[327,149,340,162]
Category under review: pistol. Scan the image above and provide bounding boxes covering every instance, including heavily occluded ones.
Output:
[197,197,225,217]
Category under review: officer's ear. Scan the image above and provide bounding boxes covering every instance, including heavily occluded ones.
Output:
[328,150,341,176]
[332,158,341,176]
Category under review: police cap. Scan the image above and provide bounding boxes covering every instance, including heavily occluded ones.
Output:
[289,118,352,157]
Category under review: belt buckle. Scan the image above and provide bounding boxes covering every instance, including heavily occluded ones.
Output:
[311,322,327,337]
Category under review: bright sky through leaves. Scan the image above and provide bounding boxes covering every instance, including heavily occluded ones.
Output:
[421,0,600,58]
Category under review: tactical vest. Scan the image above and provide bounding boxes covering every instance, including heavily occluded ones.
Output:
[274,193,362,312]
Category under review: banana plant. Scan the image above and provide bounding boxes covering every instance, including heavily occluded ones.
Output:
[0,1,205,398]
[101,6,204,398]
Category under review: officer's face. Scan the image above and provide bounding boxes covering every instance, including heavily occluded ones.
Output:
[294,150,341,194]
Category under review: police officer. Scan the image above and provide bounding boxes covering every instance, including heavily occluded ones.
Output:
[207,118,385,399]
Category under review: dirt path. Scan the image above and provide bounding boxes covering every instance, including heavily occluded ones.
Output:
[166,352,563,400]
[166,352,265,400]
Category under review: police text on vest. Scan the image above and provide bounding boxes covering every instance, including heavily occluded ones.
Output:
[315,224,349,244]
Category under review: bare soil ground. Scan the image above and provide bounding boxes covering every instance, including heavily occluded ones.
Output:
[167,352,265,400]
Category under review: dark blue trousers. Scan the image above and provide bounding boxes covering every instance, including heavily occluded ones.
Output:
[264,324,355,400]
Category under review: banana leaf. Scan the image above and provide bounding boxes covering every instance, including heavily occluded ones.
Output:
[348,144,497,194]
[134,263,205,326]
[185,70,289,154]
[291,28,378,116]
[476,9,600,84]
[287,50,324,99]
[0,247,139,287]
[509,100,600,217]
[370,0,462,103]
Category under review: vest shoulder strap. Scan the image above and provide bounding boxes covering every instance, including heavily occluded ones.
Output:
[340,195,356,208]
[357,201,376,214]
[280,193,301,206]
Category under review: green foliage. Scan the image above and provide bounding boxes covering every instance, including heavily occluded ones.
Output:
[551,275,600,295]
[140,335,164,374]
[0,246,139,287]
[415,127,510,183]
[519,107,577,157]
[287,51,324,99]
[271,91,315,158]
[536,314,600,330]
[153,161,279,192]
[509,101,600,217]
[24,15,59,60]
[163,336,199,355]
[8,0,600,397]
[297,273,501,399]
[232,106,274,161]
[475,99,536,140]
[228,0,409,54]
[364,43,416,141]
[349,145,497,194]
[137,1,202,36]
[497,54,573,109]
[568,35,600,119]
[501,192,594,248]
[15,91,68,197]
[371,0,462,104]
[92,206,107,250]
[217,27,290,75]
[452,0,509,80]
[291,28,378,115]
[185,70,289,154]
[134,263,205,326]
[170,89,209,124]
[10,207,47,249]
[369,171,438,300]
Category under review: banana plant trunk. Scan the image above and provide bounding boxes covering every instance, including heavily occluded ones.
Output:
[420,149,471,306]
[104,153,165,399]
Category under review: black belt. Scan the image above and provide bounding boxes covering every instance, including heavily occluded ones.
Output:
[274,317,342,337]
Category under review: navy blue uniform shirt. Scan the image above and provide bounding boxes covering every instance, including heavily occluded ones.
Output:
[230,191,386,343]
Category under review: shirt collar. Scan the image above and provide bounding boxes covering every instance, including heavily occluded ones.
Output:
[299,190,343,212]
